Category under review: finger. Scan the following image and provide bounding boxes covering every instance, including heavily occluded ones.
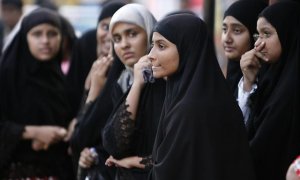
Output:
[254,41,265,52]
[254,51,268,62]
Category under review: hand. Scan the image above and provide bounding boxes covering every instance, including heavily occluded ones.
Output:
[31,140,46,151]
[287,158,300,180]
[64,118,77,142]
[90,55,113,90]
[86,55,113,102]
[33,126,67,145]
[133,55,152,87]
[79,148,97,168]
[240,42,266,91]
[105,156,144,169]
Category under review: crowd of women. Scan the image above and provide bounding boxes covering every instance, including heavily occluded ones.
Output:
[0,0,300,179]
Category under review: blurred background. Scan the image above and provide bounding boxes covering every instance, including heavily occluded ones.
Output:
[0,0,238,72]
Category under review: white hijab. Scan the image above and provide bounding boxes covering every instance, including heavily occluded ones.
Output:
[109,3,156,50]
[109,3,157,92]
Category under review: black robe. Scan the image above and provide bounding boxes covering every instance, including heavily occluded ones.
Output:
[66,28,98,116]
[70,55,125,180]
[246,2,300,180]
[149,14,256,180]
[102,78,166,180]
[0,8,73,179]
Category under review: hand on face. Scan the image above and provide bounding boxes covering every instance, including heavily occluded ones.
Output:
[240,41,267,91]
[133,55,152,87]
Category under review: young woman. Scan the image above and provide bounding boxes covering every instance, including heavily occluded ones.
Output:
[222,0,267,97]
[239,1,300,180]
[69,2,125,178]
[148,14,255,180]
[0,8,74,179]
[73,3,158,180]
[101,3,166,179]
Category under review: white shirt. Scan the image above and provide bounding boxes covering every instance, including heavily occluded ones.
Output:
[237,77,257,124]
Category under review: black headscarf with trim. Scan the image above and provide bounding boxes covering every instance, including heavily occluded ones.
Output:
[150,14,255,180]
[246,2,300,180]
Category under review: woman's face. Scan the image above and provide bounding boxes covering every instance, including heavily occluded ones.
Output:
[27,23,61,61]
[255,17,282,63]
[112,22,148,67]
[97,17,111,57]
[148,32,179,78]
[222,16,251,61]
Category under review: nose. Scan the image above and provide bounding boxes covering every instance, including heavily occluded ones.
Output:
[254,37,262,48]
[222,31,232,44]
[41,34,49,43]
[148,48,155,63]
[120,37,129,49]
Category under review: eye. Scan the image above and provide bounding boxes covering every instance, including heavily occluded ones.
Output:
[48,31,59,37]
[233,28,242,34]
[31,31,42,37]
[128,30,137,38]
[221,26,227,33]
[113,35,121,43]
[150,42,154,48]
[102,24,109,31]
[158,43,166,50]
[263,31,271,38]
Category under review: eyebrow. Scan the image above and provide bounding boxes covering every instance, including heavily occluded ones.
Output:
[223,22,244,28]
[112,27,139,36]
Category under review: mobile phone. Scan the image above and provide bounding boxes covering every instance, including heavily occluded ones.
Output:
[142,67,155,83]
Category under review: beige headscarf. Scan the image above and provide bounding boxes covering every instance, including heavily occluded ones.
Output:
[109,3,157,92]
[109,3,157,50]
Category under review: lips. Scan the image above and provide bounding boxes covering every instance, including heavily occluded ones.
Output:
[39,48,52,54]
[224,46,235,52]
[152,65,160,71]
[123,52,134,60]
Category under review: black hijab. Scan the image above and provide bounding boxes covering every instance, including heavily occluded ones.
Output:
[66,1,126,116]
[0,8,72,178]
[224,0,267,93]
[246,2,300,180]
[150,14,255,180]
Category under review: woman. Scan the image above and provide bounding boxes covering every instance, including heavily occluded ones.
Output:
[66,1,126,116]
[74,3,157,180]
[222,0,267,97]
[69,1,125,178]
[0,8,73,179]
[101,4,165,179]
[148,14,255,180]
[239,1,300,180]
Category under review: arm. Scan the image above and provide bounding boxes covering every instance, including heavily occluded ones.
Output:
[23,125,67,150]
[105,155,148,169]
[86,55,113,103]
[240,41,267,92]
[237,77,257,123]
[102,56,152,158]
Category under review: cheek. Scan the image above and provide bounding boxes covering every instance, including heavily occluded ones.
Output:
[114,44,123,60]
[27,39,38,55]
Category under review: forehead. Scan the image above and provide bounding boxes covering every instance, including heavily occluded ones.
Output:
[257,17,274,30]
[223,16,245,27]
[111,22,143,35]
[28,23,59,32]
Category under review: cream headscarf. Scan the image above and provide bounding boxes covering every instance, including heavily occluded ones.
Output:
[109,3,157,50]
[109,3,157,92]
